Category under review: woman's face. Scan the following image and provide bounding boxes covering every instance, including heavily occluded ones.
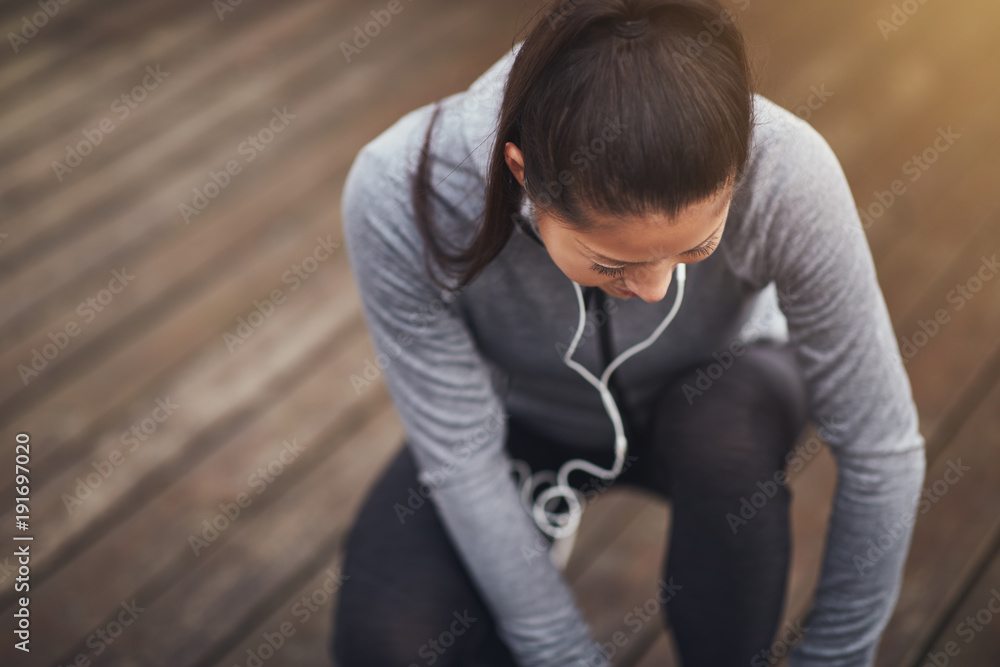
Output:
[504,142,733,303]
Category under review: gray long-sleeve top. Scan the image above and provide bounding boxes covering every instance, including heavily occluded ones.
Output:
[340,42,927,667]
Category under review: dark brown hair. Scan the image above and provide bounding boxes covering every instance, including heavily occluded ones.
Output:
[412,0,755,291]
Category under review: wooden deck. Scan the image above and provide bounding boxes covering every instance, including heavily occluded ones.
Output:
[0,0,998,665]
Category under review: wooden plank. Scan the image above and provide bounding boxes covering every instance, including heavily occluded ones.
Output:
[0,0,533,494]
[874,371,1000,665]
[919,542,1000,667]
[0,0,131,41]
[0,2,210,160]
[888,212,1000,455]
[0,0,336,201]
[213,551,351,667]
[0,11,468,426]
[0,327,386,665]
[857,76,1000,265]
[46,400,404,666]
[0,243,362,589]
[738,0,1000,271]
[0,150,350,467]
[880,149,1000,325]
[566,489,664,585]
[0,0,385,315]
[814,0,1000,193]
[633,629,681,667]
[0,0,487,352]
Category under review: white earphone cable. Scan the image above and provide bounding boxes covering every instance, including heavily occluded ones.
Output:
[520,264,687,539]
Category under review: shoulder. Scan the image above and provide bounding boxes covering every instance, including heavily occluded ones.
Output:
[343,46,523,274]
[724,94,861,282]
[745,93,850,204]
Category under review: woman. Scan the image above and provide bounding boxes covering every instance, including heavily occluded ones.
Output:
[331,1,926,665]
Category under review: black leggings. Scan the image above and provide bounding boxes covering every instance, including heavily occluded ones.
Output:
[330,341,810,666]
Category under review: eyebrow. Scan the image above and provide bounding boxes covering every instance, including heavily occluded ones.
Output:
[579,217,727,266]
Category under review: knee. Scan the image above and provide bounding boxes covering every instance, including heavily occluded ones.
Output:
[651,348,806,499]
[667,343,802,413]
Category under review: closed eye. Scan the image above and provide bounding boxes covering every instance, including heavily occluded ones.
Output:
[590,262,627,278]
[589,238,719,276]
[685,239,719,259]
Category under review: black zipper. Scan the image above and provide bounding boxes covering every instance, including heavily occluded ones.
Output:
[584,286,639,450]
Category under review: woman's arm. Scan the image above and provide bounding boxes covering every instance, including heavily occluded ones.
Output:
[759,108,928,666]
[341,142,610,667]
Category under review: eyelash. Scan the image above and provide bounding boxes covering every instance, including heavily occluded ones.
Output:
[589,240,718,277]
[590,263,627,278]
[686,240,718,258]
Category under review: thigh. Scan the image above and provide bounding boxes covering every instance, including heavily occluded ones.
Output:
[331,442,516,667]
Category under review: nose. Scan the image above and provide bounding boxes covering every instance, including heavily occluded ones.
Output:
[624,263,675,303]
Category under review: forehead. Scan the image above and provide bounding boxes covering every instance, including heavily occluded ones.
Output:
[558,189,733,262]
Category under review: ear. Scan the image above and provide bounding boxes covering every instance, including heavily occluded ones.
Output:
[504,142,526,187]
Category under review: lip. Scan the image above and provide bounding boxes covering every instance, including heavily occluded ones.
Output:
[614,284,637,298]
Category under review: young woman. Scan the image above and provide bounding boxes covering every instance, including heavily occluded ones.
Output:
[331,1,926,665]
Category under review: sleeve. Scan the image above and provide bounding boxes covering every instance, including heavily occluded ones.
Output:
[760,120,928,666]
[340,144,611,667]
